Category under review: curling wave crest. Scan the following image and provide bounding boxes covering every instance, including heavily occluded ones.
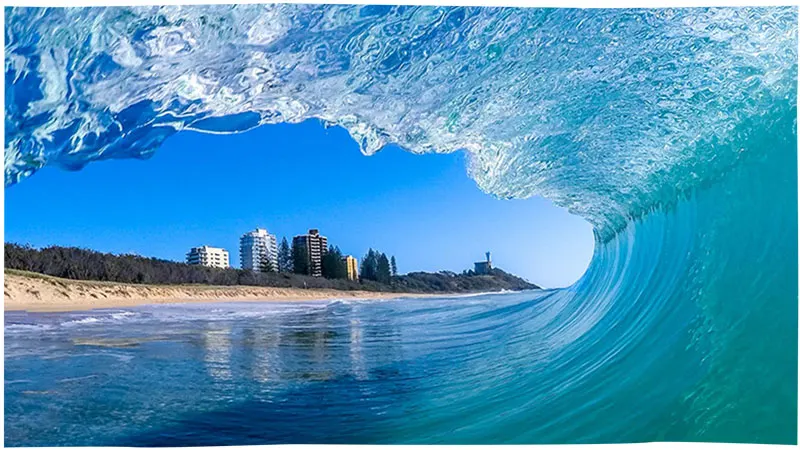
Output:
[5,5,797,236]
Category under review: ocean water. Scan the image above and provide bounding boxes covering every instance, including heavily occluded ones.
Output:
[4,4,798,446]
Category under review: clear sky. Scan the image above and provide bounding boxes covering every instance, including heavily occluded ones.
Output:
[4,119,594,288]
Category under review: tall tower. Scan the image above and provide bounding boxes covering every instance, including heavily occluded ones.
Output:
[292,229,328,277]
[475,251,493,275]
[240,228,278,271]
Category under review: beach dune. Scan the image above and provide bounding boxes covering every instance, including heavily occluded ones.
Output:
[4,270,411,312]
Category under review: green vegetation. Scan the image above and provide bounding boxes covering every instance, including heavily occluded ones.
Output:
[360,248,393,284]
[291,241,309,275]
[321,245,348,279]
[5,243,540,294]
[277,237,292,273]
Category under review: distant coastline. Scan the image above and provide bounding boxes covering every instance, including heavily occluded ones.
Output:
[4,243,540,312]
[4,269,445,312]
[5,243,539,292]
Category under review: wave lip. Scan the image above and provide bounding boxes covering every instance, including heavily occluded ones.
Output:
[5,5,798,237]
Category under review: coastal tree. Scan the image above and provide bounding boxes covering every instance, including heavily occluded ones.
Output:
[360,249,378,281]
[292,241,309,275]
[360,249,393,283]
[322,245,347,279]
[277,237,292,273]
[390,255,397,277]
[377,253,392,284]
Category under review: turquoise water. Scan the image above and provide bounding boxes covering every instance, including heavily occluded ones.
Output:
[4,4,798,446]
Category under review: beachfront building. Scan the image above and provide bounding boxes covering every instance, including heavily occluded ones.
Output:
[293,229,328,277]
[186,246,230,269]
[474,251,493,275]
[240,228,278,272]
[342,255,359,281]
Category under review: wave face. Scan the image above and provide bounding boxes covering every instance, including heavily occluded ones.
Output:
[4,5,798,445]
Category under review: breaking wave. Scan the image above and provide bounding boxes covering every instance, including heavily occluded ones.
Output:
[4,5,798,444]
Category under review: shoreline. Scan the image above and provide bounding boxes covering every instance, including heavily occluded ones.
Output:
[4,270,440,313]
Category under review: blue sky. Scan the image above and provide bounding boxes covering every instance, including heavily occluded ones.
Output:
[5,119,594,288]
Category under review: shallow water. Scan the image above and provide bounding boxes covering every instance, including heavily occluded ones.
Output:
[6,294,564,446]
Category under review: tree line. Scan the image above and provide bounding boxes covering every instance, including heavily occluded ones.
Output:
[256,237,354,281]
[359,248,397,284]
[258,237,399,285]
[5,243,539,293]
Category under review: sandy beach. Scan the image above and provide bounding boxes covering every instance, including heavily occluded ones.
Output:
[4,270,418,312]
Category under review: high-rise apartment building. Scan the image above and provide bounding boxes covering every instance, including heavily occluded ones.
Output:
[342,255,359,281]
[240,228,278,272]
[292,229,328,277]
[186,246,230,269]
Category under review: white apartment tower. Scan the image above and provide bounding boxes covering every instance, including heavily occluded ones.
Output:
[186,246,230,269]
[240,228,278,272]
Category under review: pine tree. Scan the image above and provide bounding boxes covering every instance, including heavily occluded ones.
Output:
[278,237,292,273]
[377,253,391,284]
[390,255,397,277]
[322,245,347,279]
[361,248,378,281]
[292,241,309,275]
